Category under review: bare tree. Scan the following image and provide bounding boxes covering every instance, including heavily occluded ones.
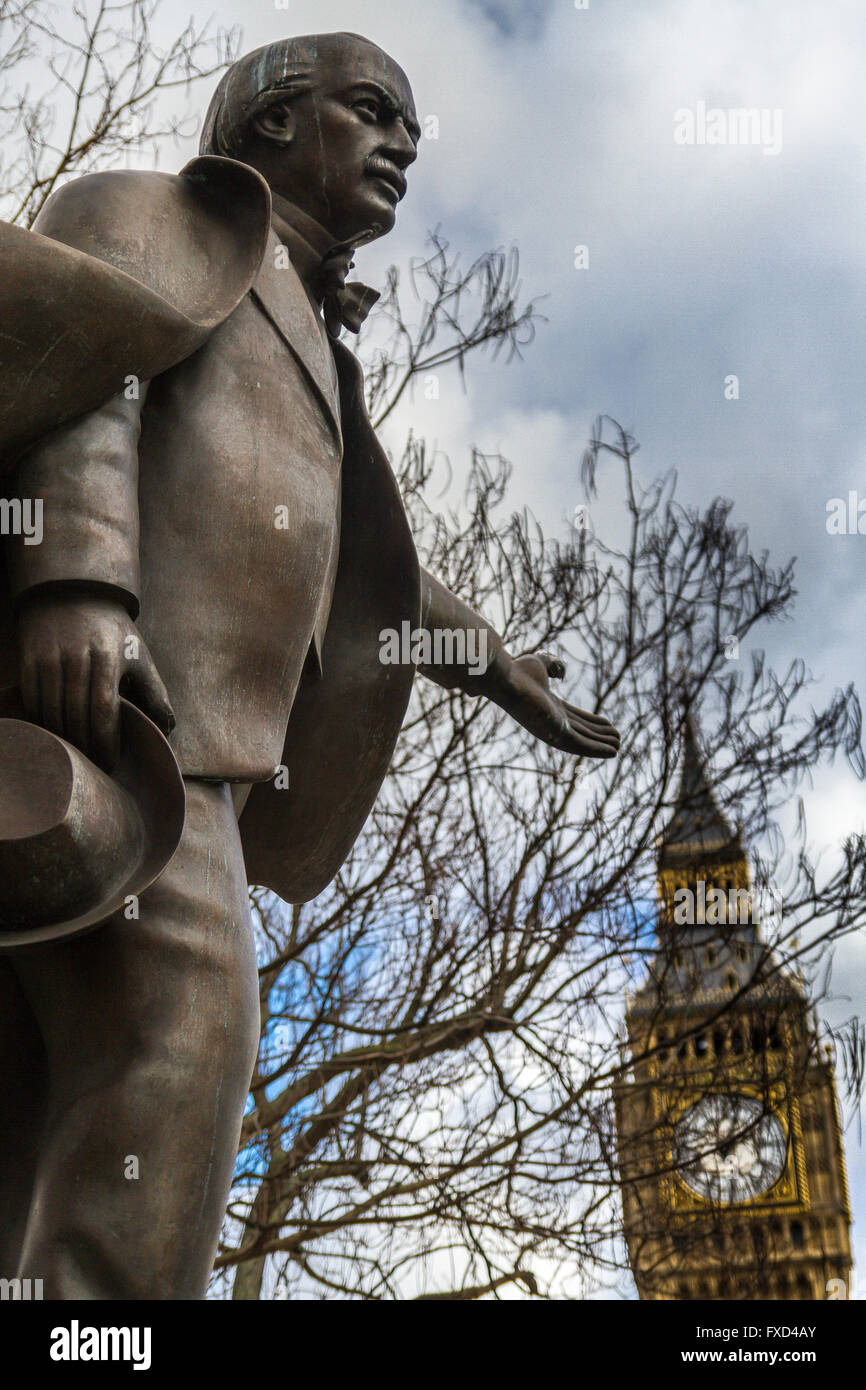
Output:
[356,230,539,430]
[0,0,238,227]
[4,1,862,1302]
[215,263,866,1295]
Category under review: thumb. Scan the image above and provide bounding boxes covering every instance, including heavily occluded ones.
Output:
[122,643,175,736]
[537,652,566,680]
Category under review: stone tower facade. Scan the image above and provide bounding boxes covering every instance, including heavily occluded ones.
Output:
[615,718,853,1300]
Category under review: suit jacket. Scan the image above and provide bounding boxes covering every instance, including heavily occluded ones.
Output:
[0,160,420,904]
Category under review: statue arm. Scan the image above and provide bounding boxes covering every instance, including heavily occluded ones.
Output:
[330,341,619,759]
[6,387,174,767]
[417,567,510,694]
[417,567,620,760]
[7,386,147,615]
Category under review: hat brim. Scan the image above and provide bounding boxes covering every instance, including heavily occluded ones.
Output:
[0,693,185,948]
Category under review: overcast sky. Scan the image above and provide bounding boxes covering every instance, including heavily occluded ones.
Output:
[135,0,866,1295]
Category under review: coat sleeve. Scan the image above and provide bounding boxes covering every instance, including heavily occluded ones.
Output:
[5,382,148,618]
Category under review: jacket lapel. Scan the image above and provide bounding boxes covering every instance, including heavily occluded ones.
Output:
[239,338,420,907]
[251,229,341,446]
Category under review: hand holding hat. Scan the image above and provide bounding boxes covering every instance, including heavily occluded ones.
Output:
[17,592,175,771]
[0,677,185,948]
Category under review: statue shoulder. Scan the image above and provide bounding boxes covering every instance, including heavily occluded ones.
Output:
[0,158,271,464]
[33,156,272,318]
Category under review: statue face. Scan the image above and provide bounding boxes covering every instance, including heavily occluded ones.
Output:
[252,39,420,243]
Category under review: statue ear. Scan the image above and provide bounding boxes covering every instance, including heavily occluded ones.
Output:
[250,99,297,147]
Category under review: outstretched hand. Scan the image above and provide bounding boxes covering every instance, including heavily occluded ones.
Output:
[496,651,620,758]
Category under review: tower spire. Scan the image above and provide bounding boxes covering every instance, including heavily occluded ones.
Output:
[658,711,739,870]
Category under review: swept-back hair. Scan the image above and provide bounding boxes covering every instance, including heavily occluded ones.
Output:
[199,32,383,158]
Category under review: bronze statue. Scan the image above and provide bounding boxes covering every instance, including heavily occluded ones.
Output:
[0,32,619,1299]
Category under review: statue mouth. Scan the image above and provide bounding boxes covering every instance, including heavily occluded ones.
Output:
[365,160,406,201]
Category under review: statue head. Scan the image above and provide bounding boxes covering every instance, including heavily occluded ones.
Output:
[200,32,419,244]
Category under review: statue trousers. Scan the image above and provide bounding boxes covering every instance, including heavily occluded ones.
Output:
[0,778,260,1299]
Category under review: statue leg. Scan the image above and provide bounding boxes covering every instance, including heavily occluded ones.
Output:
[9,779,261,1300]
[0,958,47,1280]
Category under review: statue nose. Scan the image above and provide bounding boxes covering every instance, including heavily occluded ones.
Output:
[383,123,418,168]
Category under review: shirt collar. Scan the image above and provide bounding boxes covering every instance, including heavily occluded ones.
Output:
[268,191,380,338]
[269,193,335,301]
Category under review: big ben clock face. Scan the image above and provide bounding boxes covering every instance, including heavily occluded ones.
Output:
[673,1094,788,1204]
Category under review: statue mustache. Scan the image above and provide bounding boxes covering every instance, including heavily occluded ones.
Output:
[364,156,407,199]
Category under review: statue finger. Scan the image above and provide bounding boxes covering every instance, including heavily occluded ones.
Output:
[19,650,40,728]
[537,652,566,679]
[123,648,175,736]
[64,650,91,756]
[567,714,619,754]
[90,648,122,771]
[563,701,617,730]
[37,651,65,741]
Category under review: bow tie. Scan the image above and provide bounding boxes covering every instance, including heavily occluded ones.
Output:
[268,196,381,338]
[314,235,380,339]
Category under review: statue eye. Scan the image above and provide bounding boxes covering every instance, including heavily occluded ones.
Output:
[353,98,381,121]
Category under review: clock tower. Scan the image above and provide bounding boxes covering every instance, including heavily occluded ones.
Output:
[615,717,853,1300]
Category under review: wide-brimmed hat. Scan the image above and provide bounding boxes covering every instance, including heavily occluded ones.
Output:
[0,691,185,947]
